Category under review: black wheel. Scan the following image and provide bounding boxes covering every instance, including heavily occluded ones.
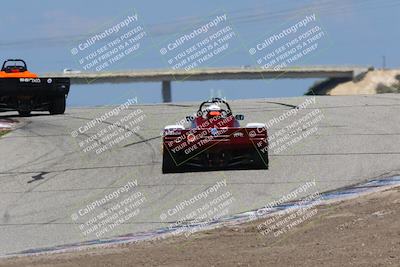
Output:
[254,150,269,169]
[49,96,66,115]
[264,151,269,169]
[18,110,31,117]
[162,147,178,174]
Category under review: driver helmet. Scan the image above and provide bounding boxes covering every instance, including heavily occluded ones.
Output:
[206,104,222,118]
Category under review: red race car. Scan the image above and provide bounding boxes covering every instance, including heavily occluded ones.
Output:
[162,98,269,173]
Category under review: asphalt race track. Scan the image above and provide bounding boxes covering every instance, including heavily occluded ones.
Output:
[1,94,400,256]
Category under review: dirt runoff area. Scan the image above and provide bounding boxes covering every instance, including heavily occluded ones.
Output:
[329,70,400,95]
[1,186,399,267]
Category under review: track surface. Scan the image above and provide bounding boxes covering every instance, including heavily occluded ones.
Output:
[1,94,400,255]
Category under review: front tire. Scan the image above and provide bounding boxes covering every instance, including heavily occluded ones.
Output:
[18,110,31,117]
[49,96,66,115]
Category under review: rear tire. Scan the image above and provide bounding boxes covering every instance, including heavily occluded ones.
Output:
[162,147,177,174]
[49,96,66,115]
[18,110,31,117]
[254,150,269,169]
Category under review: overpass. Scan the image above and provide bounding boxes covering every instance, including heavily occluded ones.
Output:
[45,66,372,102]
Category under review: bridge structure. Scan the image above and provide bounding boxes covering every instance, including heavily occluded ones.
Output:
[45,66,371,102]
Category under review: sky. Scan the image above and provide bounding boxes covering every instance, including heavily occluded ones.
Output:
[0,0,399,106]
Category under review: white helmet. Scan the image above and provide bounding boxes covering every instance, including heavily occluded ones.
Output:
[207,104,222,111]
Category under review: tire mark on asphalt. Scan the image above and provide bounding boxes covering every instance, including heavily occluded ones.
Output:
[0,162,159,176]
[67,116,163,219]
[0,122,58,173]
[165,104,196,108]
[2,151,399,176]
[0,116,128,224]
[123,136,160,147]
[0,118,78,223]
[69,115,159,164]
[71,110,211,224]
[239,103,400,113]
[264,101,297,108]
[27,172,49,184]
[52,114,163,226]
[0,121,68,218]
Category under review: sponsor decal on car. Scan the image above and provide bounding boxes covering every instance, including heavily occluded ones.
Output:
[19,78,41,83]
[210,127,218,136]
[233,132,244,137]
[187,133,196,142]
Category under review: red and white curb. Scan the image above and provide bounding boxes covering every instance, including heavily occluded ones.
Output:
[0,119,18,130]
